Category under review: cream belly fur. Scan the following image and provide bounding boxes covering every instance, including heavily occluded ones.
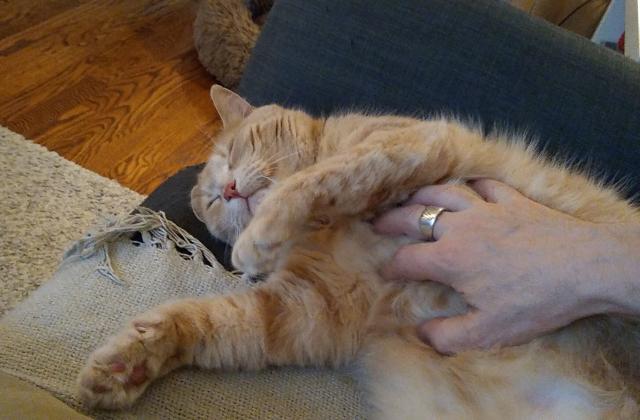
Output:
[77,86,640,418]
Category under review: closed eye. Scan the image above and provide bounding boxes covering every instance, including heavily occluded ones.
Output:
[208,195,221,208]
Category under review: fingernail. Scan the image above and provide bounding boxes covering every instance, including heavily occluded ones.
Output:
[416,322,455,356]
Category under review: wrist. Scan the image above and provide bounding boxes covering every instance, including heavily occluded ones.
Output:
[583,223,640,316]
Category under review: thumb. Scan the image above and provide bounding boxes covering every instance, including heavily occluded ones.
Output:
[417,311,487,354]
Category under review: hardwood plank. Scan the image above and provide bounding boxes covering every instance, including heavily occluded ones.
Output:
[0,1,147,99]
[0,0,84,40]
[0,0,220,195]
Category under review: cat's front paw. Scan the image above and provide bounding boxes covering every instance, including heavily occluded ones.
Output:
[77,312,180,409]
[232,217,289,276]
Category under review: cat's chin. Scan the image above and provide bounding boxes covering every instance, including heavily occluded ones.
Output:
[247,188,268,215]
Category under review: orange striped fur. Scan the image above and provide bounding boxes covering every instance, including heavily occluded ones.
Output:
[78,86,640,418]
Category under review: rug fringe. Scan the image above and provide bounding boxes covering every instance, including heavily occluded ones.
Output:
[63,207,218,284]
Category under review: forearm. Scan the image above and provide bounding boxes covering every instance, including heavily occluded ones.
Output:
[583,223,640,317]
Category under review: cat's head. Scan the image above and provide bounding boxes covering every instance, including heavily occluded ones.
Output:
[191,85,318,244]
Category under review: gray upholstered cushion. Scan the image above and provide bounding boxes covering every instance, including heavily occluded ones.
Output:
[239,0,640,198]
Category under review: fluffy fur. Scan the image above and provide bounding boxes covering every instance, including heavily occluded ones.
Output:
[78,85,640,418]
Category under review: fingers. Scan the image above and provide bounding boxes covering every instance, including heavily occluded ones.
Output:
[380,242,452,282]
[373,204,453,240]
[418,312,544,354]
[469,179,521,203]
[417,312,487,354]
[373,204,425,239]
[407,184,481,210]
[374,183,479,239]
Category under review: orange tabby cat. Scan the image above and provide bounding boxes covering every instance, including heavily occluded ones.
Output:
[78,85,640,418]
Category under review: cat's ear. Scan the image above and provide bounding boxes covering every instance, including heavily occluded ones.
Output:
[210,84,254,127]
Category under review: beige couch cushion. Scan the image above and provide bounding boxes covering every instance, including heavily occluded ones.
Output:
[0,371,90,420]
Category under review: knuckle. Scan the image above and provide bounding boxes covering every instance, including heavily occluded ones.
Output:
[477,178,499,189]
[438,211,460,231]
[440,183,462,196]
[465,328,485,349]
[431,242,457,268]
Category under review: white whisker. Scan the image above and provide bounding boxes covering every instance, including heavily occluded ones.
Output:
[243,162,261,186]
[259,174,276,184]
[266,151,298,166]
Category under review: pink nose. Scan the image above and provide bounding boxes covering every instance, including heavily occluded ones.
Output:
[223,180,241,201]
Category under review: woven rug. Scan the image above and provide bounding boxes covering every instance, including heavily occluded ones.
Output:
[0,126,144,314]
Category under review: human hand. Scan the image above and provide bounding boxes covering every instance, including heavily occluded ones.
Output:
[374,179,638,354]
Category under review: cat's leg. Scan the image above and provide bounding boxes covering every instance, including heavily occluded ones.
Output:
[77,293,262,409]
[77,262,370,409]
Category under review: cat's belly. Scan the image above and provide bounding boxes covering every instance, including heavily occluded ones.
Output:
[321,221,468,325]
[328,220,413,278]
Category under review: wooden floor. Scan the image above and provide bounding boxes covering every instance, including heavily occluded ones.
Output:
[0,0,220,195]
